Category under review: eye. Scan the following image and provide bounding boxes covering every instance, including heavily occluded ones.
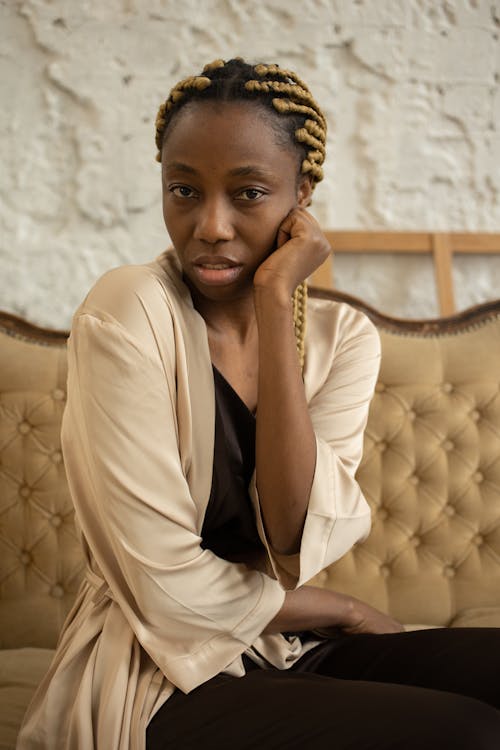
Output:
[170,185,197,199]
[236,188,265,201]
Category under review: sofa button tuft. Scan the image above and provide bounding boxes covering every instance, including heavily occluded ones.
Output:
[52,388,66,401]
[18,421,31,435]
[444,505,455,517]
[407,410,416,422]
[19,485,31,499]
[443,565,455,578]
[375,383,385,393]
[380,565,391,578]
[51,451,63,464]
[410,536,421,548]
[470,410,481,422]
[409,474,419,486]
[50,584,65,598]
[377,441,387,453]
[473,534,484,546]
[378,507,389,521]
[474,471,484,483]
[442,383,453,394]
[443,440,454,452]
[50,514,63,528]
[20,551,31,566]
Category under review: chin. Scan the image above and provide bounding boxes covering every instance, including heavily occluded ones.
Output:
[187,276,252,304]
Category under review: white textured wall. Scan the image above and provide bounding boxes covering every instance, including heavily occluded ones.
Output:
[1,0,499,326]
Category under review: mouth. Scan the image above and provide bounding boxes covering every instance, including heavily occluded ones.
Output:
[192,255,243,286]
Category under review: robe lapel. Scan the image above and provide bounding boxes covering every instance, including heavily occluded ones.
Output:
[148,250,215,533]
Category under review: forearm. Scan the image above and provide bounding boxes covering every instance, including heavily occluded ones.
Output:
[262,584,404,636]
[254,285,316,555]
[262,585,355,634]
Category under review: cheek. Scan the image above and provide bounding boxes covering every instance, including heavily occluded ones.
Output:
[258,218,282,248]
[161,195,170,225]
[162,199,184,240]
[252,198,295,246]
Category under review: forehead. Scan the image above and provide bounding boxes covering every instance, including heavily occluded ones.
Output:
[161,100,298,174]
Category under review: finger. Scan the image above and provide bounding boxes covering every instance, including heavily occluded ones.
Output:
[275,209,299,249]
[277,209,307,243]
[276,222,291,250]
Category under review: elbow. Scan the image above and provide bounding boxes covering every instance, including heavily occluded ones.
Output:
[267,518,305,557]
[272,540,300,556]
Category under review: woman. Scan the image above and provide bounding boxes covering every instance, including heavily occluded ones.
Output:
[19,58,500,750]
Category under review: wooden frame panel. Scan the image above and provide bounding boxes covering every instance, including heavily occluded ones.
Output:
[309,231,500,316]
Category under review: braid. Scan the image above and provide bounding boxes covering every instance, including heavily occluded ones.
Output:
[253,63,310,93]
[292,282,307,369]
[154,58,327,185]
[155,75,211,161]
[202,59,226,73]
[155,58,328,369]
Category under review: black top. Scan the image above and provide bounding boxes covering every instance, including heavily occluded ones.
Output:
[198,368,323,661]
[201,366,265,564]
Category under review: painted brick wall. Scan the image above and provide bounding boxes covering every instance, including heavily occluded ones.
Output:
[1,0,499,325]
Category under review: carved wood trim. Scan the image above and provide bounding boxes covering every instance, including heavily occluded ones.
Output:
[0,311,69,347]
[309,287,500,337]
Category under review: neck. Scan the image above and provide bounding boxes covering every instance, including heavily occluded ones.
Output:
[188,283,257,343]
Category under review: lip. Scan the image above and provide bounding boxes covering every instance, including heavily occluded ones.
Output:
[192,255,243,286]
[193,254,240,267]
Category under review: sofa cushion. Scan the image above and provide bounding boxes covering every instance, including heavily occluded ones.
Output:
[449,606,500,628]
[0,648,54,750]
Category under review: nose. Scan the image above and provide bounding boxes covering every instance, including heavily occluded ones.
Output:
[193,197,235,244]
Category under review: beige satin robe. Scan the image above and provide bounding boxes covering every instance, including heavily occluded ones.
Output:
[18,250,380,750]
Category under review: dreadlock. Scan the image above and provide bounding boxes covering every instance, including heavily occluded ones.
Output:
[154,58,327,368]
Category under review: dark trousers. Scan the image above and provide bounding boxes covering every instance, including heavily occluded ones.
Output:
[146,628,500,749]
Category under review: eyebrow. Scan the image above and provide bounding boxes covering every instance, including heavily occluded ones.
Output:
[227,165,274,179]
[163,162,274,180]
[163,161,198,175]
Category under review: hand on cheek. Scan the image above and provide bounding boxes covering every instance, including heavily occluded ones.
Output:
[253,208,331,296]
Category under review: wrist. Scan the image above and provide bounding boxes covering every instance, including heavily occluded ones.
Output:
[254,285,293,314]
[310,588,358,629]
[253,282,293,313]
[341,595,359,627]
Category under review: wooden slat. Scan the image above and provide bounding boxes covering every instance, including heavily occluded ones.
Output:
[323,231,432,253]
[451,234,500,253]
[431,233,455,315]
[323,231,500,254]
[309,253,334,288]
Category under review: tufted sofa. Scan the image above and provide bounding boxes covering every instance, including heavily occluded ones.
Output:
[1,289,500,749]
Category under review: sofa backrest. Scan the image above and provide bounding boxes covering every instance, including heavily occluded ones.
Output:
[1,293,500,648]
[309,289,500,627]
[0,316,83,649]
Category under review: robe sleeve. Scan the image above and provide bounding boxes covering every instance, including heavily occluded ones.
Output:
[249,303,380,590]
[61,309,285,695]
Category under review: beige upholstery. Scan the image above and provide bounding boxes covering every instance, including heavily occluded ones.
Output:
[0,649,53,750]
[0,321,83,651]
[308,290,500,629]
[1,292,500,748]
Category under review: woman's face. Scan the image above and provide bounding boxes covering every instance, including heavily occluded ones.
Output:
[161,100,312,302]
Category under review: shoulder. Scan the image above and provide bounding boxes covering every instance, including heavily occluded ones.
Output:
[82,260,172,313]
[307,295,380,355]
[74,253,186,345]
[304,296,381,398]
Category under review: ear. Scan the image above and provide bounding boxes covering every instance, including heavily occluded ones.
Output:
[296,175,313,208]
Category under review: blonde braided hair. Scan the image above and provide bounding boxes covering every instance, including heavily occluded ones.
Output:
[155,59,327,369]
